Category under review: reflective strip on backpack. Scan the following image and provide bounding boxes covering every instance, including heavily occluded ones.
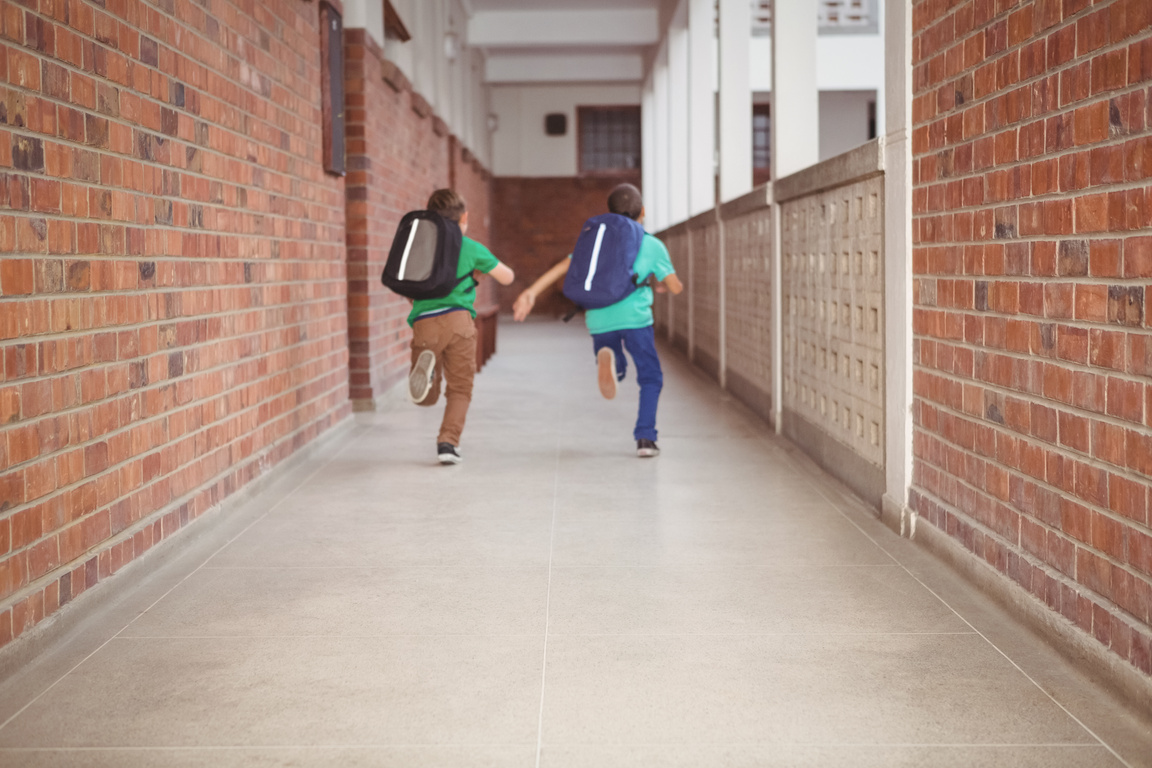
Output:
[397,219,420,280]
[584,223,607,292]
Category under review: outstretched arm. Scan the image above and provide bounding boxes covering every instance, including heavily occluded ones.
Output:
[487,262,515,286]
[513,258,570,321]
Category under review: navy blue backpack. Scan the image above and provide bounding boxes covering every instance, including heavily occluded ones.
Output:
[562,213,647,309]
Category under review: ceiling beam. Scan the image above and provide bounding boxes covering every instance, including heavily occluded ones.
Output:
[468,9,660,48]
[485,52,644,83]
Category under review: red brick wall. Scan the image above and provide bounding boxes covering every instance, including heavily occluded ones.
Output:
[343,38,494,404]
[0,0,350,648]
[910,0,1152,674]
[490,174,640,315]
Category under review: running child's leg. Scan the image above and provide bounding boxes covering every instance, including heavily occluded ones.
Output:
[591,331,627,400]
[621,326,663,442]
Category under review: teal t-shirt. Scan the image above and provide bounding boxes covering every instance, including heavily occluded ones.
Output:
[408,236,500,326]
[583,233,675,335]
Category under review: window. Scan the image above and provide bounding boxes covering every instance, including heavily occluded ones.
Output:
[753,103,771,184]
[578,106,641,175]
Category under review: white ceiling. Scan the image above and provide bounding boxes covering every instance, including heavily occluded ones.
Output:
[465,0,668,85]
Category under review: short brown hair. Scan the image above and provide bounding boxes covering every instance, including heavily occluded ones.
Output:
[427,188,466,222]
[607,183,643,220]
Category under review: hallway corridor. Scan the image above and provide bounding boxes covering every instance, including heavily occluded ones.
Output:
[0,321,1148,767]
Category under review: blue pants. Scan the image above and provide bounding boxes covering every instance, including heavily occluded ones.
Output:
[591,326,663,442]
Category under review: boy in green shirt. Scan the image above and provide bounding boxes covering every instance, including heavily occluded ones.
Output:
[407,189,514,464]
[512,184,683,457]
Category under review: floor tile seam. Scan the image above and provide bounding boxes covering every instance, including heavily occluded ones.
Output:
[534,394,566,768]
[106,631,983,640]
[189,564,909,571]
[0,742,1107,751]
[757,435,1134,766]
[0,423,374,737]
[0,744,540,751]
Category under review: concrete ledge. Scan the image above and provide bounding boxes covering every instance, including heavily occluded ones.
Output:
[694,349,720,384]
[914,519,1152,716]
[0,414,358,684]
[774,138,885,203]
[725,368,773,425]
[719,183,772,220]
[782,409,884,509]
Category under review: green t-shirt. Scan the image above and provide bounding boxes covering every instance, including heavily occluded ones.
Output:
[583,233,675,335]
[407,236,500,326]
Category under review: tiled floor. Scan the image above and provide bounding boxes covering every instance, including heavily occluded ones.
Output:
[0,320,1149,767]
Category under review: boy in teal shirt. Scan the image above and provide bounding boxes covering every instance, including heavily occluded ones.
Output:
[512,184,683,456]
[407,189,514,464]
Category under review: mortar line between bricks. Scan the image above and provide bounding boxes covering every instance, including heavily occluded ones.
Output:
[14,3,338,178]
[0,312,352,394]
[912,369,1152,495]
[907,483,1150,642]
[0,408,356,615]
[0,279,352,313]
[909,334,1152,394]
[912,7,1149,98]
[6,4,488,219]
[0,175,348,236]
[0,361,351,539]
[912,397,1152,515]
[0,341,352,461]
[0,419,365,735]
[769,430,1137,767]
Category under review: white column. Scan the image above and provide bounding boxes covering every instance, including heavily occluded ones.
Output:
[688,0,716,215]
[343,0,386,48]
[883,0,914,536]
[642,76,656,229]
[718,0,751,202]
[652,43,671,231]
[771,0,819,178]
[668,2,690,225]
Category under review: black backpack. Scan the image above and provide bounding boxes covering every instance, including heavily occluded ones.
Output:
[381,210,470,300]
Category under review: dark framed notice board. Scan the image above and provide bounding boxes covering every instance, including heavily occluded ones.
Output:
[320,2,345,175]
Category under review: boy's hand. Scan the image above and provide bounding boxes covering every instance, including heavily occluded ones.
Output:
[513,290,536,322]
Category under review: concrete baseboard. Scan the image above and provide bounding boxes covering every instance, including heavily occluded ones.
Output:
[914,519,1152,716]
[0,415,358,680]
[782,409,885,510]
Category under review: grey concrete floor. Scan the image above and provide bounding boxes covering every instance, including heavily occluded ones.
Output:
[0,320,1150,767]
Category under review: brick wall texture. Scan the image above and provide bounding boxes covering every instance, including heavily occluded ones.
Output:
[490,174,640,316]
[910,0,1152,675]
[0,0,492,650]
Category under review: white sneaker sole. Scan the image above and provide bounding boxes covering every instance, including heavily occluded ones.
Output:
[597,348,617,400]
[637,447,660,458]
[409,349,436,403]
[438,452,462,465]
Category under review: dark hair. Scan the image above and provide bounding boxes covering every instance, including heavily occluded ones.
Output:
[427,188,466,222]
[607,183,644,220]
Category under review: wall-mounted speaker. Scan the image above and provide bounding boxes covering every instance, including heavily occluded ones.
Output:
[544,113,567,136]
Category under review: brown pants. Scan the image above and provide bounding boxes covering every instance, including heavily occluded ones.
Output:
[410,310,477,446]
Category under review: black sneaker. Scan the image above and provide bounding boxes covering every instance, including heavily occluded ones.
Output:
[437,442,462,464]
[636,439,660,458]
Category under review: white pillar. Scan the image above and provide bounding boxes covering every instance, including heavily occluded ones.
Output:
[771,0,819,178]
[668,2,690,225]
[642,76,656,229]
[343,0,386,49]
[883,0,914,536]
[718,0,751,202]
[688,0,716,215]
[653,43,671,231]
